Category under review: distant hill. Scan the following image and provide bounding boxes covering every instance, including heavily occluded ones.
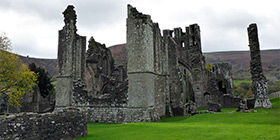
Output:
[17,45,279,80]
[18,55,57,77]
[109,44,127,66]
[107,44,279,80]
[204,49,280,79]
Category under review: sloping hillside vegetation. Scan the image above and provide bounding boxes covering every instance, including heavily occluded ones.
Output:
[204,49,280,80]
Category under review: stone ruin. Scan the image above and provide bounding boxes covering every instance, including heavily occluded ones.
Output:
[247,23,272,108]
[54,5,246,123]
[0,109,87,140]
[0,86,55,115]
[0,5,272,126]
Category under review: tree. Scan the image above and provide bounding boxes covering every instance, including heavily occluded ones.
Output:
[234,82,251,98]
[0,32,11,51]
[205,63,212,71]
[29,63,54,98]
[0,32,37,107]
[268,80,280,94]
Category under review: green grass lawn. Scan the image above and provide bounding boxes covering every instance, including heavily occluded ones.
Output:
[76,98,280,140]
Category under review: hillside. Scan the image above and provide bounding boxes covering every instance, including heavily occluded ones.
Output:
[204,49,280,79]
[17,45,279,80]
[109,43,127,66]
[18,55,57,77]
[107,44,279,80]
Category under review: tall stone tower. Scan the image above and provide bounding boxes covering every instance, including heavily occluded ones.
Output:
[56,5,86,108]
[188,24,207,108]
[247,23,272,108]
[126,5,156,108]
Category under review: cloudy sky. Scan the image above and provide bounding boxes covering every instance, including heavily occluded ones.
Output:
[0,0,279,58]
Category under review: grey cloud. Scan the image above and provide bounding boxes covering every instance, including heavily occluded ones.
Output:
[73,1,127,29]
[1,0,278,58]
[0,0,63,22]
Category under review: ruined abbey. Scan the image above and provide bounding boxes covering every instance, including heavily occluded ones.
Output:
[0,4,272,124]
[55,5,261,123]
[1,4,276,140]
[0,4,271,123]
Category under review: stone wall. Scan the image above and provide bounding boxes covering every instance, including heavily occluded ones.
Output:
[222,94,240,108]
[212,63,234,95]
[126,5,161,120]
[54,4,238,122]
[85,37,119,97]
[269,91,280,98]
[0,109,87,140]
[86,107,159,123]
[188,24,208,109]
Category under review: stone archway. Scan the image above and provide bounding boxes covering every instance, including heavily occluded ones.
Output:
[204,92,210,104]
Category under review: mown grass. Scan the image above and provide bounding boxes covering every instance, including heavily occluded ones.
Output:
[76,98,280,140]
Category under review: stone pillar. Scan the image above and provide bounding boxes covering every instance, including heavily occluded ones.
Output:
[56,5,86,108]
[126,5,155,108]
[247,23,272,108]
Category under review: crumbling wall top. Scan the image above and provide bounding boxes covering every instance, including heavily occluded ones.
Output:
[127,4,151,22]
[63,5,77,26]
[87,37,107,52]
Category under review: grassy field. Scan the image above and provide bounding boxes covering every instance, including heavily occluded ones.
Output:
[233,79,252,86]
[76,98,280,140]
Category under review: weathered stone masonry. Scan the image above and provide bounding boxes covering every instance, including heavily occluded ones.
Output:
[0,109,87,140]
[56,5,86,108]
[126,5,166,119]
[247,23,272,108]
[56,5,161,123]
[55,5,240,123]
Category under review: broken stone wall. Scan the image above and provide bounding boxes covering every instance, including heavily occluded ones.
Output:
[86,107,159,123]
[164,32,182,115]
[56,5,86,108]
[203,63,237,110]
[222,94,240,108]
[212,63,234,95]
[163,26,196,116]
[187,24,208,109]
[85,37,116,97]
[0,109,87,140]
[72,4,166,123]
[206,76,222,110]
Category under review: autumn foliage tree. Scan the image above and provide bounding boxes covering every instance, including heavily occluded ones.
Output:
[234,82,252,98]
[205,63,212,71]
[0,32,37,107]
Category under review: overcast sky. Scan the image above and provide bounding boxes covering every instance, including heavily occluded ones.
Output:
[0,0,279,58]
